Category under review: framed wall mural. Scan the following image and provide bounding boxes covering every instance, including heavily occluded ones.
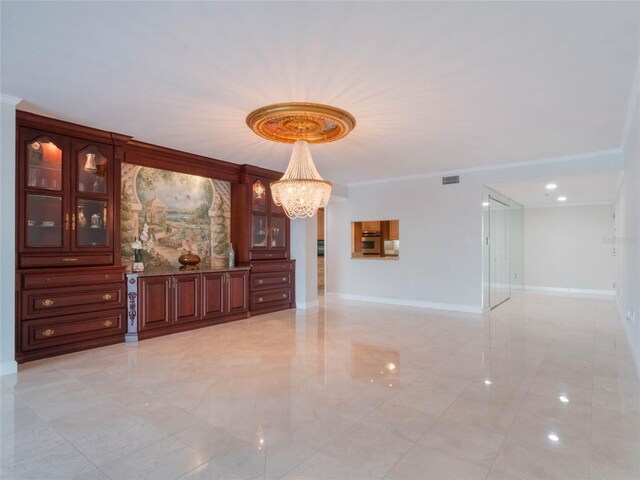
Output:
[121,164,231,270]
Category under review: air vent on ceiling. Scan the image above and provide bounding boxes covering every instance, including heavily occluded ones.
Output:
[442,175,460,185]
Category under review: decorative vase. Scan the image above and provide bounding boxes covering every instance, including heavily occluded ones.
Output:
[179,251,201,270]
[227,243,235,268]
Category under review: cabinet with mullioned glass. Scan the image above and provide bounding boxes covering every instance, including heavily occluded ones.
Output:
[17,127,115,268]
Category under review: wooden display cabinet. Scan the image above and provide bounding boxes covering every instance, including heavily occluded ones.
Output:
[16,112,124,269]
[231,166,296,315]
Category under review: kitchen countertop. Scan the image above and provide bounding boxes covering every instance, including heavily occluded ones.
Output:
[351,254,399,260]
[126,265,250,277]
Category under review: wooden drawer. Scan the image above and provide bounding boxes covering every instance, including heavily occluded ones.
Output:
[22,284,124,319]
[250,251,287,261]
[21,267,125,290]
[251,288,292,309]
[20,253,114,269]
[251,272,292,291]
[21,309,125,351]
[250,260,294,273]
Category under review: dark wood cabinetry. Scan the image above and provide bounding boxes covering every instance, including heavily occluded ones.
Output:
[232,166,289,263]
[16,265,127,362]
[232,166,296,315]
[16,113,124,269]
[15,113,130,363]
[133,269,249,340]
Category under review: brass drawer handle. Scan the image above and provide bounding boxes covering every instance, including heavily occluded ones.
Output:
[72,213,76,231]
[102,294,112,300]
[282,294,287,299]
[42,329,54,337]
[282,277,287,282]
[41,299,54,307]
[258,297,264,303]
[258,279,264,284]
[62,258,78,262]
[104,274,110,280]
[65,213,69,231]
[103,320,113,327]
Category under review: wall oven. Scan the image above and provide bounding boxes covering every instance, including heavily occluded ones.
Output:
[361,231,381,255]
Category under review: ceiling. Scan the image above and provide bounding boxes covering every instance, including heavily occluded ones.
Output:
[1,2,638,185]
[490,170,623,208]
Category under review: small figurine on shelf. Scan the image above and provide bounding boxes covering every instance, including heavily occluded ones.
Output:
[131,223,154,272]
[77,206,87,228]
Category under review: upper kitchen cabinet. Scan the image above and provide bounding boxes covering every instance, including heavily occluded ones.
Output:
[232,166,290,263]
[16,113,126,268]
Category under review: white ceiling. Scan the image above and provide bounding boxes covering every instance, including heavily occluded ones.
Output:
[490,170,623,208]
[1,2,638,185]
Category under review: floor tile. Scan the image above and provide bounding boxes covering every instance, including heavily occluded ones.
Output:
[385,445,489,480]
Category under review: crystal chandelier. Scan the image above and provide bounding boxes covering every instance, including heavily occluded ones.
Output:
[246,102,355,219]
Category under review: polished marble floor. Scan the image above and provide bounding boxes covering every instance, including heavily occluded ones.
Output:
[1,292,639,480]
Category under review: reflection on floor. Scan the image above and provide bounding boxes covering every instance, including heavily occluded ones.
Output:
[1,292,639,479]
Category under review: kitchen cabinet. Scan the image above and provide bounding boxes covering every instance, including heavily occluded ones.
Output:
[389,220,399,240]
[362,221,380,231]
[133,268,249,339]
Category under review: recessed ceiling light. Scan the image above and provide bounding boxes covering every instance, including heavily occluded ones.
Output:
[557,196,567,202]
[546,183,557,190]
[548,433,560,442]
[482,202,489,207]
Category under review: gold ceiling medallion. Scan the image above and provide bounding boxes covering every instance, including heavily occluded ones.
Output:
[246,102,356,144]
[246,102,355,219]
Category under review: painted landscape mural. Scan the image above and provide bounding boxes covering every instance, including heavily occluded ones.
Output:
[121,164,231,270]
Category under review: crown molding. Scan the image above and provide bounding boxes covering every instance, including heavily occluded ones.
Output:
[0,94,21,106]
[347,148,623,187]
[524,201,614,209]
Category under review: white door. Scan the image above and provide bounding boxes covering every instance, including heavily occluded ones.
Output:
[489,197,510,308]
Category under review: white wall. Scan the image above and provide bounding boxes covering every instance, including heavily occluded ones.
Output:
[615,95,640,376]
[0,95,20,376]
[326,176,484,312]
[290,217,318,309]
[524,205,615,293]
[325,150,622,314]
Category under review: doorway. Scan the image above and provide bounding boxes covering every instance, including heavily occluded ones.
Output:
[317,208,325,295]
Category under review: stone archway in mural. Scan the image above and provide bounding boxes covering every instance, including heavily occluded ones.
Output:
[120,164,231,269]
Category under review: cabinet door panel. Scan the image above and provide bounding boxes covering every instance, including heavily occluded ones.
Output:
[228,271,248,315]
[174,274,200,324]
[139,276,172,330]
[202,272,225,319]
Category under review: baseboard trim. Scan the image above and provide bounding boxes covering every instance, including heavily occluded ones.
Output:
[616,296,640,382]
[0,360,18,376]
[297,300,319,309]
[525,285,615,296]
[326,292,482,314]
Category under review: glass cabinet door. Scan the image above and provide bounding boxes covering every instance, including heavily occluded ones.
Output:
[26,137,62,191]
[252,180,267,213]
[76,199,109,247]
[270,216,286,248]
[77,146,108,194]
[26,194,64,247]
[251,214,268,248]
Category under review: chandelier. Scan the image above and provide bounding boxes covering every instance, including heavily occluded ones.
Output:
[246,102,356,219]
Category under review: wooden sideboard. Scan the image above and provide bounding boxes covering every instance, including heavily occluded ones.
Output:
[126,267,249,341]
